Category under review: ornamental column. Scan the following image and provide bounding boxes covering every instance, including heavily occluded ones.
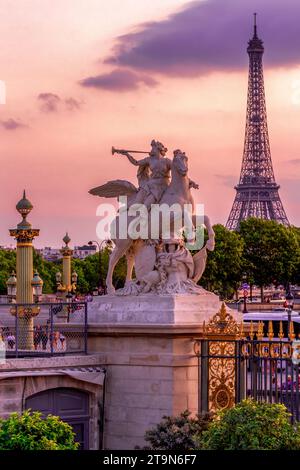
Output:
[9,191,40,350]
[62,233,72,292]
[56,233,77,320]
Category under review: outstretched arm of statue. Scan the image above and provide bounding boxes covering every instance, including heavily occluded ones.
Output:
[123,152,150,167]
[189,179,199,189]
[122,151,138,166]
[120,152,149,166]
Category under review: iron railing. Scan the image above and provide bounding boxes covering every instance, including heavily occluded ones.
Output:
[197,337,300,422]
[0,302,88,358]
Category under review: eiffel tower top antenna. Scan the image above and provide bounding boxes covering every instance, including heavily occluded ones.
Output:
[253,12,257,37]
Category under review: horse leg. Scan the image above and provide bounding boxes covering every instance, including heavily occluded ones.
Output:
[125,248,135,285]
[204,215,215,251]
[106,239,132,294]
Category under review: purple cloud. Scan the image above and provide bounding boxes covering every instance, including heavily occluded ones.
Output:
[79,68,158,91]
[38,93,61,113]
[0,119,27,131]
[104,0,300,77]
[38,93,82,112]
[288,158,300,165]
[65,97,82,111]
[215,174,237,187]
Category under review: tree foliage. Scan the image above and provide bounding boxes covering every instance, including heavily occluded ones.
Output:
[0,219,299,296]
[198,399,300,450]
[0,411,79,450]
[200,224,244,298]
[143,410,213,450]
[239,218,300,290]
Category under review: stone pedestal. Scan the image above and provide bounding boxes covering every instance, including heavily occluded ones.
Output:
[83,292,242,449]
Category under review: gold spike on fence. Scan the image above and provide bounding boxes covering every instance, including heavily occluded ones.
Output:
[278,320,284,340]
[268,320,274,341]
[257,321,264,340]
[289,321,296,341]
[249,321,254,340]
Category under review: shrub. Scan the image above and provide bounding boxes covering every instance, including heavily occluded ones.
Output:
[198,399,300,450]
[144,410,213,450]
[0,410,79,450]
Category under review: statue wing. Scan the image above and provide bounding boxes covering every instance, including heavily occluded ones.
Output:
[89,180,138,198]
[191,247,207,284]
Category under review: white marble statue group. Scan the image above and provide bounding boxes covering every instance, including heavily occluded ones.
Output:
[89,140,215,295]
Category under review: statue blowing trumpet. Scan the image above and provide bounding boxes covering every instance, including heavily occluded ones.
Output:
[112,146,149,156]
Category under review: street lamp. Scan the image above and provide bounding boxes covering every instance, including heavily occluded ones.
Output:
[242,273,249,314]
[31,271,44,303]
[6,271,17,303]
[66,290,73,322]
[88,239,112,295]
[286,290,294,331]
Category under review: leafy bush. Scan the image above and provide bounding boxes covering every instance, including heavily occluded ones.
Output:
[0,411,79,450]
[144,410,213,450]
[198,399,300,450]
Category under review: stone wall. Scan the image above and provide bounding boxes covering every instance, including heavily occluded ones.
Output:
[88,325,200,449]
[0,355,105,450]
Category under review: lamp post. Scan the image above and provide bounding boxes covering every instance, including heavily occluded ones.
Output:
[286,289,294,332]
[6,271,17,304]
[88,239,112,295]
[31,271,44,303]
[242,273,249,314]
[9,191,42,350]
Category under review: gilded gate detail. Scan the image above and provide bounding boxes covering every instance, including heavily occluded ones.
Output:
[196,303,300,418]
[202,303,243,413]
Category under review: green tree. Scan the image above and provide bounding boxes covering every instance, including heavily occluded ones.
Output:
[198,399,300,450]
[33,250,58,293]
[0,411,79,450]
[0,249,16,294]
[200,224,244,299]
[239,218,300,298]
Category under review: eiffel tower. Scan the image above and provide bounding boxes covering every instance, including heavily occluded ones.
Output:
[226,14,289,230]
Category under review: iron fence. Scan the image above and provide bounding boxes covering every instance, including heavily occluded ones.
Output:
[196,337,300,422]
[0,302,88,357]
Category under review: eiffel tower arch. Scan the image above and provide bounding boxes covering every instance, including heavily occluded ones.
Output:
[226,14,289,231]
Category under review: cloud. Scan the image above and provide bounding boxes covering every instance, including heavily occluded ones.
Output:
[80,68,158,92]
[0,118,27,131]
[38,93,82,113]
[215,174,237,187]
[288,158,300,165]
[104,0,300,77]
[38,92,61,113]
[65,97,82,111]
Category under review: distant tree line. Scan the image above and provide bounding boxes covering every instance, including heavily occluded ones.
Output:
[201,218,300,299]
[0,218,299,298]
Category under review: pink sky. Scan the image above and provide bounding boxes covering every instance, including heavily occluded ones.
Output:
[0,0,299,248]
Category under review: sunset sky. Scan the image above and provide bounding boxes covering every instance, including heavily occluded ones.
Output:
[1,0,300,248]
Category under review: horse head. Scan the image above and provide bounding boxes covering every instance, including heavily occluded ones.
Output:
[172,149,189,177]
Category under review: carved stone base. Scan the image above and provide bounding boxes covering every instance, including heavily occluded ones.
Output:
[84,291,242,325]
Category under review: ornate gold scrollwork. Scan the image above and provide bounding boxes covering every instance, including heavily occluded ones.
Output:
[203,303,242,413]
[208,341,236,412]
[203,302,242,338]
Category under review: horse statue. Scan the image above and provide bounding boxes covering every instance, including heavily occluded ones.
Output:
[89,144,215,295]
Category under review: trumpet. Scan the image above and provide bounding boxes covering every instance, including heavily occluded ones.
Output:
[112,146,149,156]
